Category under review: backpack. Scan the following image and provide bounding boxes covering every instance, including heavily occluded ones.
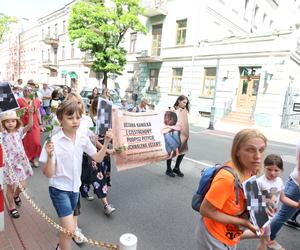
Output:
[191,165,242,213]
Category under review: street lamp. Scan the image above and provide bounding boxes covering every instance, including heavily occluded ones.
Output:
[208,58,220,130]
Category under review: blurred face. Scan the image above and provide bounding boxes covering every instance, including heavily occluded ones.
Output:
[60,113,81,132]
[264,164,281,181]
[93,88,98,95]
[236,137,266,174]
[23,87,32,97]
[4,119,17,131]
[178,99,188,109]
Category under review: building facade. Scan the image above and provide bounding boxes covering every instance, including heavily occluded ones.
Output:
[1,0,300,129]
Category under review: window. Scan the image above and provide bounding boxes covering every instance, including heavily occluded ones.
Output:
[42,29,44,39]
[254,5,259,18]
[129,32,137,53]
[54,48,57,64]
[170,68,183,94]
[176,19,187,45]
[41,50,44,62]
[47,49,50,62]
[201,67,216,97]
[71,43,75,59]
[151,24,162,56]
[62,46,65,60]
[148,69,159,91]
[269,20,273,28]
[55,23,58,38]
[63,21,66,33]
[48,26,50,36]
[262,13,267,25]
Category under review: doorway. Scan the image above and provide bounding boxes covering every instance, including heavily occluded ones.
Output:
[237,77,259,112]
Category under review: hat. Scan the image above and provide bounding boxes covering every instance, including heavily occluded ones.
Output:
[141,97,149,105]
[0,110,20,122]
[27,79,35,85]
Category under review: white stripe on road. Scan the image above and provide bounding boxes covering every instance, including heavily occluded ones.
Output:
[184,157,212,167]
[191,130,295,149]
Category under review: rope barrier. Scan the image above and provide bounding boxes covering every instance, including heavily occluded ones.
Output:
[1,138,119,250]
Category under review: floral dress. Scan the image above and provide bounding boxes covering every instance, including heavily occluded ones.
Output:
[1,129,33,185]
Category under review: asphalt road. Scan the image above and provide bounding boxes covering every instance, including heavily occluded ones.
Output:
[27,125,300,250]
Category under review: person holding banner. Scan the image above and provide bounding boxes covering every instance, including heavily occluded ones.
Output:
[18,85,43,168]
[39,100,113,250]
[165,95,190,177]
[1,107,34,219]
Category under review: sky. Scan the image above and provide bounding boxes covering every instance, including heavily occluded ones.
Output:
[0,0,73,22]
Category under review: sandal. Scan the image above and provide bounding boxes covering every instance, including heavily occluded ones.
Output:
[14,196,22,206]
[9,209,20,219]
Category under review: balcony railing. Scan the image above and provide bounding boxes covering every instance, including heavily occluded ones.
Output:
[43,33,59,48]
[136,50,162,63]
[42,60,58,71]
[81,53,95,67]
[141,0,167,17]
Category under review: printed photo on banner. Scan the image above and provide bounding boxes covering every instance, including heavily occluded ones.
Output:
[112,108,189,171]
[96,97,112,135]
[242,176,270,235]
[0,82,19,113]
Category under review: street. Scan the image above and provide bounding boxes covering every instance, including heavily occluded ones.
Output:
[27,125,299,250]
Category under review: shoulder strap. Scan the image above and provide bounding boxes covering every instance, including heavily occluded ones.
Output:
[219,166,242,205]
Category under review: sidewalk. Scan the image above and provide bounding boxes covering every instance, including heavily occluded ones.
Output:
[0,116,299,250]
[189,115,300,145]
[0,196,58,250]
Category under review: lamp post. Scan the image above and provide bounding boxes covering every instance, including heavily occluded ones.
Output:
[208,58,220,130]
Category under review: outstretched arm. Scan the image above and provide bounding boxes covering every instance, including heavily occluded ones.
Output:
[280,191,300,208]
[91,129,113,163]
[23,105,34,134]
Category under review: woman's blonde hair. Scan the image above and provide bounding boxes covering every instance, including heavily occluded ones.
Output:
[231,129,267,179]
[66,92,86,114]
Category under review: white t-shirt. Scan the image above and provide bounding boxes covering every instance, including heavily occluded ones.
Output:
[40,87,53,107]
[257,175,284,210]
[290,140,300,186]
[39,129,97,192]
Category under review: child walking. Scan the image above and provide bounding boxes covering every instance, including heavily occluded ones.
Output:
[39,100,113,250]
[0,107,34,218]
[255,154,300,250]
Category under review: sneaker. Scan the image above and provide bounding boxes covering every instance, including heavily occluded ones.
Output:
[85,195,94,201]
[284,219,300,230]
[267,241,285,250]
[165,170,175,177]
[104,204,116,216]
[173,168,184,177]
[73,228,87,244]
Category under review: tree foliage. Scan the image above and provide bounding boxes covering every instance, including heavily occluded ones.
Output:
[68,0,147,87]
[0,14,17,43]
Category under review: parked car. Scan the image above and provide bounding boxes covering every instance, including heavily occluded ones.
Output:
[79,87,121,112]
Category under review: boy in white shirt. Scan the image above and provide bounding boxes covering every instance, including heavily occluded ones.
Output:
[39,100,112,250]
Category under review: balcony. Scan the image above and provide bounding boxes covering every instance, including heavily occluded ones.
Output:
[43,33,59,48]
[141,0,167,17]
[81,53,94,67]
[42,61,58,72]
[136,50,162,63]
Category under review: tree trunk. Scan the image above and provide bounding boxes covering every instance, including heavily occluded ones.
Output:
[102,72,108,89]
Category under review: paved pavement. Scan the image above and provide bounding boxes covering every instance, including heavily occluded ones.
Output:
[0,115,299,250]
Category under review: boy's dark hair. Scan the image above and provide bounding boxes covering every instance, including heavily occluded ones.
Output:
[164,111,177,126]
[264,154,283,170]
[56,100,83,121]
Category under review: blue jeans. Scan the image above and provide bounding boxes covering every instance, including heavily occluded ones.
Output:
[49,186,79,218]
[270,177,300,240]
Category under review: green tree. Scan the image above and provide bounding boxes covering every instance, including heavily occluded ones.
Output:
[0,13,16,43]
[68,0,147,88]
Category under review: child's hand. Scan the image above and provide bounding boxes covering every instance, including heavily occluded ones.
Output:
[104,129,113,142]
[106,148,115,155]
[45,141,54,157]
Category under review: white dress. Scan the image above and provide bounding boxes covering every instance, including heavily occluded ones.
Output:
[1,129,33,185]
